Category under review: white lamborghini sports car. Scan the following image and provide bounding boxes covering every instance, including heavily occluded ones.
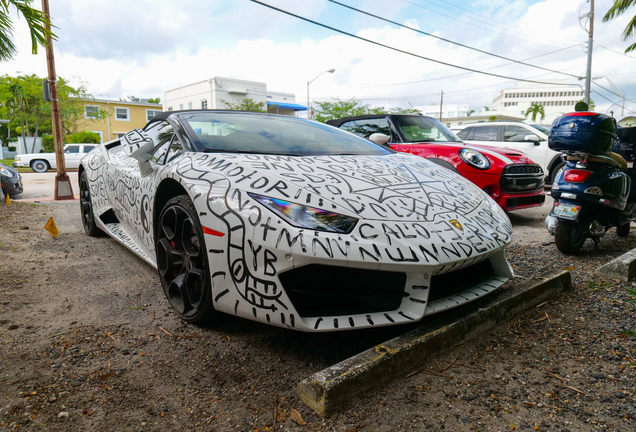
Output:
[79,110,514,332]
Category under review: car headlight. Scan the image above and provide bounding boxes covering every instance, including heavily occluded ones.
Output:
[0,166,13,177]
[459,148,491,170]
[250,193,358,234]
[14,156,20,162]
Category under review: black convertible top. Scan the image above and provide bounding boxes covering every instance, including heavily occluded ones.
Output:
[326,113,424,128]
[148,109,279,124]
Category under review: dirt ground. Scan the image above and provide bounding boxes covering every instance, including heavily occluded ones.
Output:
[1,200,636,432]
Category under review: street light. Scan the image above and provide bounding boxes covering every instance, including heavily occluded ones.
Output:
[307,68,335,120]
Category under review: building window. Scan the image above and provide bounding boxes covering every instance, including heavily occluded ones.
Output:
[201,100,208,109]
[446,123,451,127]
[146,109,162,121]
[458,122,462,125]
[188,102,192,109]
[114,107,130,121]
[115,132,126,140]
[92,131,103,143]
[179,104,183,110]
[85,105,100,119]
[168,107,173,111]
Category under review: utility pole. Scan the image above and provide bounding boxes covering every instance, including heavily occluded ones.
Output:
[584,0,594,106]
[42,0,73,200]
[439,90,443,122]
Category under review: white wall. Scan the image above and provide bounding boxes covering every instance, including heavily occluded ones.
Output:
[17,137,42,154]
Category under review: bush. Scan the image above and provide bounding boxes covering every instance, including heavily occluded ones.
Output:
[8,146,16,152]
[575,101,588,112]
[66,131,101,144]
[41,135,55,152]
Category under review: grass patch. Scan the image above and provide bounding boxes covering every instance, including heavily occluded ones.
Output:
[587,281,612,292]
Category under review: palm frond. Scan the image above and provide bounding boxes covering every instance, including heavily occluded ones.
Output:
[603,0,636,21]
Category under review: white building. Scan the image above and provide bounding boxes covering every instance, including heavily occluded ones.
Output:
[491,81,585,125]
[416,103,469,120]
[163,77,307,116]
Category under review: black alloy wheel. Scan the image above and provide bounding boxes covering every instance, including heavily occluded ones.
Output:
[156,195,214,324]
[79,171,102,236]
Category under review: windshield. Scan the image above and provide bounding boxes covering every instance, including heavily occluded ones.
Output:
[393,116,461,143]
[179,113,392,156]
[531,124,550,134]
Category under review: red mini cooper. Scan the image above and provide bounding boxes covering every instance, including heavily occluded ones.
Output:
[327,114,545,212]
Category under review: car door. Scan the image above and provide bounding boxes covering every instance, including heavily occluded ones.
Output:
[502,125,547,169]
[63,145,83,168]
[460,125,501,150]
[104,121,176,258]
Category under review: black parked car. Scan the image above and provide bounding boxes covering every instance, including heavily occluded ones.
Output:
[0,162,23,198]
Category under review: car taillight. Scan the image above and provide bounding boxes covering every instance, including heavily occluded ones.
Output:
[563,169,592,183]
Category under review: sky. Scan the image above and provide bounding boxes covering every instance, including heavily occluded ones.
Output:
[1,0,635,116]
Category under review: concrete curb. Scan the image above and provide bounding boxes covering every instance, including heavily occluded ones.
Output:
[297,270,572,418]
[594,249,636,282]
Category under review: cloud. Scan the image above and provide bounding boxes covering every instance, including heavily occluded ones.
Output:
[2,0,635,115]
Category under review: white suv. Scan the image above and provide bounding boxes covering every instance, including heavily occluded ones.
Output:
[456,122,563,182]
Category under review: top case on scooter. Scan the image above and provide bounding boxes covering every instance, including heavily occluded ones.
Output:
[549,112,618,155]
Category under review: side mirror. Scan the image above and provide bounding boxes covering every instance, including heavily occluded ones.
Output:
[369,133,390,146]
[524,134,540,145]
[122,129,155,177]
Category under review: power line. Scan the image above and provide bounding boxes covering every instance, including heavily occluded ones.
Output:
[410,0,583,46]
[400,0,582,50]
[249,0,572,87]
[329,0,582,80]
[596,44,636,59]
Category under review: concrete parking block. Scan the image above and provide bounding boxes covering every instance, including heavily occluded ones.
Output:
[297,270,572,418]
[594,249,636,282]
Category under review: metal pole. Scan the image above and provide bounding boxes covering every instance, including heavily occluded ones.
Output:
[439,90,443,122]
[307,82,310,120]
[42,0,73,200]
[584,0,594,106]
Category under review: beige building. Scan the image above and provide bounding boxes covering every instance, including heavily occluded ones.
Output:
[76,98,162,143]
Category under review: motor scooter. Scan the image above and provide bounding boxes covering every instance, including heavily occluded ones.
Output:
[545,112,636,254]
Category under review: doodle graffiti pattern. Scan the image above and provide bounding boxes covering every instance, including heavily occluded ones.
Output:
[81,136,514,332]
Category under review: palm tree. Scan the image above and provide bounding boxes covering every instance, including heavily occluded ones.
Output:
[483,106,491,112]
[603,0,636,52]
[525,103,545,122]
[0,0,56,61]
[467,109,475,117]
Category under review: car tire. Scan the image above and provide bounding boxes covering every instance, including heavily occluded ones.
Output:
[617,223,630,238]
[30,160,50,173]
[79,171,102,237]
[549,162,565,184]
[156,195,214,324]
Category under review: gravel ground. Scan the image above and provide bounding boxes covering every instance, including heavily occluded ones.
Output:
[1,201,636,432]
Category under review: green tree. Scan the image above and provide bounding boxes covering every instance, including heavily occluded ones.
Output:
[0,0,56,61]
[0,74,103,147]
[0,74,51,152]
[467,109,475,117]
[488,115,499,121]
[575,99,595,112]
[483,106,491,112]
[525,103,545,122]
[221,97,265,112]
[312,98,369,123]
[603,0,636,52]
[148,97,160,104]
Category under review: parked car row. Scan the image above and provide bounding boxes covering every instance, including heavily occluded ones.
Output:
[327,115,546,212]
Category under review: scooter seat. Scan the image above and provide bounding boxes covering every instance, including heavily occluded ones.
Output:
[566,152,628,170]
